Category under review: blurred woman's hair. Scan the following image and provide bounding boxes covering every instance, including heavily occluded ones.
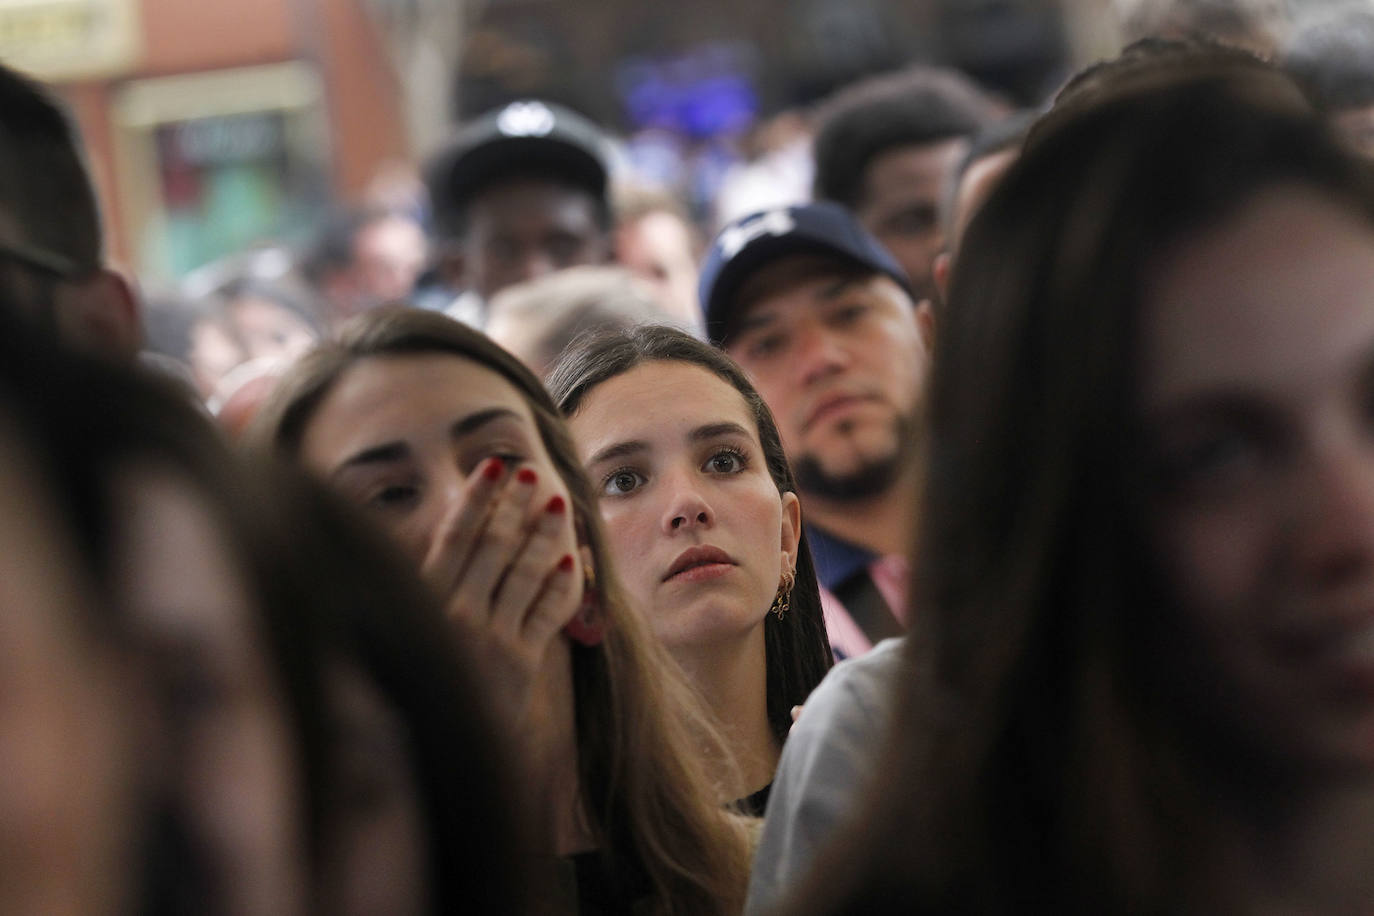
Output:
[237,459,527,914]
[787,56,1374,914]
[250,306,752,915]
[9,342,524,912]
[485,265,696,377]
[547,324,833,742]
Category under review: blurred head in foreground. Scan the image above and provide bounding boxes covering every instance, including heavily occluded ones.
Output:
[790,51,1374,914]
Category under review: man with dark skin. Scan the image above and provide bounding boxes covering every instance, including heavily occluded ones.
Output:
[425,100,612,319]
[810,66,1002,304]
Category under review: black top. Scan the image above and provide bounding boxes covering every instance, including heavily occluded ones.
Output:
[736,781,773,818]
[555,850,653,916]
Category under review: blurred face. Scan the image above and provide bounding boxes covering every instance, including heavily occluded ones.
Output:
[229,298,316,365]
[854,138,965,300]
[0,428,134,916]
[320,662,430,916]
[727,258,929,503]
[298,353,577,567]
[615,211,701,329]
[353,216,428,304]
[1334,106,1374,161]
[189,317,247,397]
[463,180,608,301]
[1143,186,1374,772]
[111,467,304,916]
[569,361,800,650]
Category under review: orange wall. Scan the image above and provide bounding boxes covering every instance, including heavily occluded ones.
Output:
[54,0,409,273]
[317,0,410,197]
[138,0,297,75]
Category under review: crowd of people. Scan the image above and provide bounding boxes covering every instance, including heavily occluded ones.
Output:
[6,1,1374,913]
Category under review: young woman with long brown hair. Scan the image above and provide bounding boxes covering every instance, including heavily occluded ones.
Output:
[789,55,1374,913]
[548,325,832,813]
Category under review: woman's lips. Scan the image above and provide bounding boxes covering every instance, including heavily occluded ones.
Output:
[663,545,736,582]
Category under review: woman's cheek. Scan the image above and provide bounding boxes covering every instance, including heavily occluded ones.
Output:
[1157,503,1272,623]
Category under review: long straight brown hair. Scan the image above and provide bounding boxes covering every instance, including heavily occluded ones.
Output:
[787,60,1374,914]
[250,307,751,914]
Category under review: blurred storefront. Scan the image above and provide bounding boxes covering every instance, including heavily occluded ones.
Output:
[0,0,1113,279]
[0,0,412,281]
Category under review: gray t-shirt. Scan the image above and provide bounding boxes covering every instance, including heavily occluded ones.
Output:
[744,637,907,914]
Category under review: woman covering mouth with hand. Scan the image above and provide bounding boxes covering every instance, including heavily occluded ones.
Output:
[252,308,753,915]
[549,325,832,814]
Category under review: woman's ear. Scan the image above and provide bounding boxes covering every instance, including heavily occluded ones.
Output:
[780,490,802,571]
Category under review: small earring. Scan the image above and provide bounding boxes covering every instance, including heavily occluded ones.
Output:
[563,562,605,647]
[769,568,795,621]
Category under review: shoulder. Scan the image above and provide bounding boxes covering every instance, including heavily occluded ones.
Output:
[796,637,907,732]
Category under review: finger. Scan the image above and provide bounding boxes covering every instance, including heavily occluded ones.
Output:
[420,456,507,598]
[490,492,573,637]
[451,465,540,625]
[520,552,581,648]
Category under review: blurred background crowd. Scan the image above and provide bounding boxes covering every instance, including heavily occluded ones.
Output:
[7,0,1374,914]
[9,0,1369,409]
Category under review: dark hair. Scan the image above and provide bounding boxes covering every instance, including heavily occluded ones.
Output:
[1118,0,1281,53]
[811,65,1002,210]
[788,62,1374,913]
[10,340,525,913]
[251,306,753,915]
[1285,7,1374,112]
[547,324,833,742]
[1048,35,1271,122]
[0,63,101,269]
[239,460,526,914]
[940,111,1035,239]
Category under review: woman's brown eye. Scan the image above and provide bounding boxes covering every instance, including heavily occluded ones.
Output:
[370,484,418,510]
[602,469,645,496]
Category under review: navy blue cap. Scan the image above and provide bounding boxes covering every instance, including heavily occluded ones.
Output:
[698,202,912,346]
[425,100,610,236]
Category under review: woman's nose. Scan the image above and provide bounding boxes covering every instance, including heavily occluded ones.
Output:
[1292,441,1374,589]
[662,471,714,534]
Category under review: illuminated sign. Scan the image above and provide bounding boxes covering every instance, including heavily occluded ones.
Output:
[0,0,139,81]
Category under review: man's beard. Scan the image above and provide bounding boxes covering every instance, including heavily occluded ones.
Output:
[792,415,911,503]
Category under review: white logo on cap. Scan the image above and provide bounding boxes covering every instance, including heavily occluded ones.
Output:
[497,101,557,138]
[718,208,796,258]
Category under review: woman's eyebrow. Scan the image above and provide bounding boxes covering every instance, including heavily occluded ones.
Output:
[587,439,648,467]
[333,408,524,476]
[448,406,523,440]
[334,441,410,476]
[689,422,752,442]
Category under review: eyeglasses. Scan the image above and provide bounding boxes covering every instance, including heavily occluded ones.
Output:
[0,238,89,280]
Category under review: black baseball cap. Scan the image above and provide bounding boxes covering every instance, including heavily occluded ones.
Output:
[698,202,912,346]
[425,100,610,236]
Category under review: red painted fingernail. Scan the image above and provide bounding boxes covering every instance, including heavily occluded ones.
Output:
[545,494,566,514]
[517,467,537,485]
[483,457,505,480]
[557,554,574,572]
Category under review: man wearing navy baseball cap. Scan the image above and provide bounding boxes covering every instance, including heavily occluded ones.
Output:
[700,201,933,661]
[425,100,613,317]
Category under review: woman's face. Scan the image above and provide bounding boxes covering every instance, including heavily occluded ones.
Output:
[0,431,136,916]
[297,353,576,568]
[569,360,800,651]
[1142,185,1374,771]
[111,467,305,916]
